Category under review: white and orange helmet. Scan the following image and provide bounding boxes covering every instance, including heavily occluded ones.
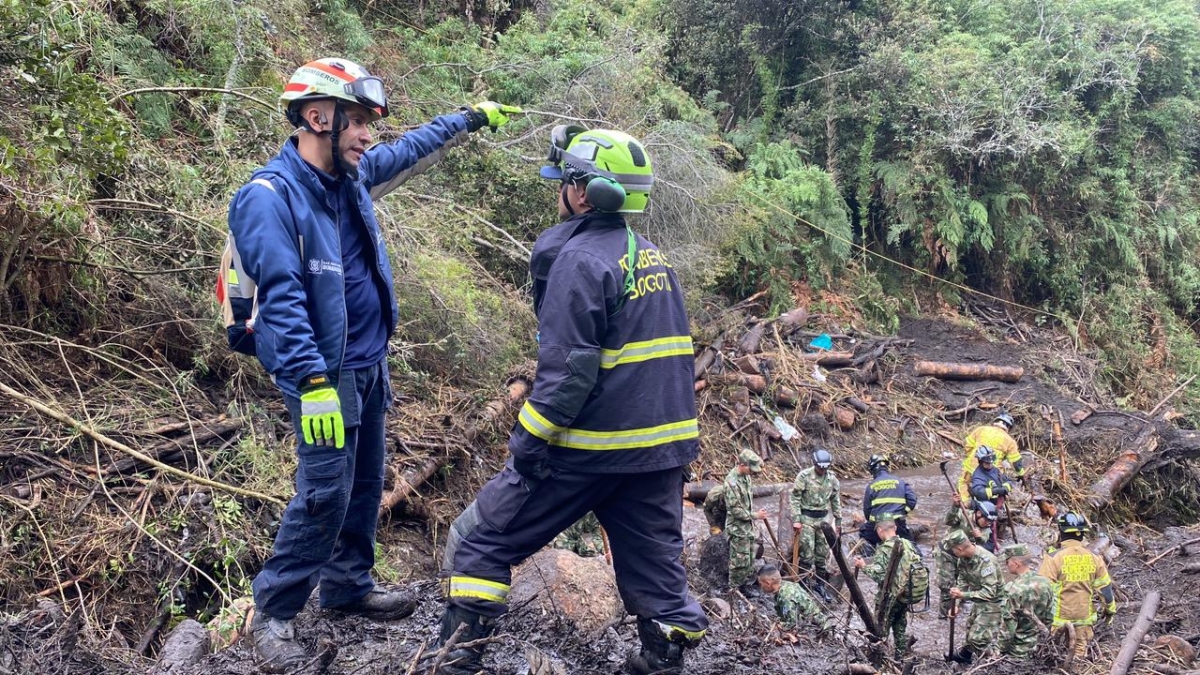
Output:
[279,58,389,125]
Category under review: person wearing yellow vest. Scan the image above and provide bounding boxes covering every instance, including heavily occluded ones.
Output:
[958,412,1025,502]
[1038,512,1116,659]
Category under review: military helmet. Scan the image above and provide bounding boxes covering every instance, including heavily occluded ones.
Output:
[812,448,833,468]
[279,58,389,124]
[993,412,1015,429]
[1057,512,1090,535]
[973,500,998,522]
[867,454,889,473]
[975,445,997,464]
[539,127,655,213]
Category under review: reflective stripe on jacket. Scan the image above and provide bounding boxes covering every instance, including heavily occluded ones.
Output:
[862,470,917,521]
[509,212,699,473]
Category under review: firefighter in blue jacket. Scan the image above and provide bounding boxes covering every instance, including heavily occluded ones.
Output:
[435,126,707,675]
[225,57,518,673]
[858,454,917,550]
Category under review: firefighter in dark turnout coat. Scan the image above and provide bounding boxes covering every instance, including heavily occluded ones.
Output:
[434,127,707,675]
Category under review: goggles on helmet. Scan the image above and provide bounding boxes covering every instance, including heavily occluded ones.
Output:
[344,76,389,118]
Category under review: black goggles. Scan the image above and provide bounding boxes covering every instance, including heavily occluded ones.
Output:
[546,124,586,165]
[345,76,389,118]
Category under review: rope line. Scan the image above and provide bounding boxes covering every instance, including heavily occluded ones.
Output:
[743,189,1064,321]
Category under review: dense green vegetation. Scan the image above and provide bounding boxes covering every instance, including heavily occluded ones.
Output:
[3,0,1200,409]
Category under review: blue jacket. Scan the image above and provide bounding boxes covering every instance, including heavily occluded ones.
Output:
[970,465,1012,502]
[510,212,700,474]
[862,469,917,521]
[226,113,471,398]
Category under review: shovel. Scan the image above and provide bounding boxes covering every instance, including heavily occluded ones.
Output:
[944,598,959,662]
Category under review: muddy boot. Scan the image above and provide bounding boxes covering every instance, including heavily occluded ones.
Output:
[249,611,308,674]
[813,570,835,604]
[625,619,699,675]
[952,646,974,665]
[329,586,417,620]
[435,604,495,674]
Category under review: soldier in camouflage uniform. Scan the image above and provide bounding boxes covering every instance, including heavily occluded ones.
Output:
[790,448,842,603]
[999,544,1056,658]
[724,449,767,593]
[936,494,997,616]
[946,529,1006,665]
[757,565,834,634]
[703,483,726,535]
[552,511,605,557]
[854,517,920,658]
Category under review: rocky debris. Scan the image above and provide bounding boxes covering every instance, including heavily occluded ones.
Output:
[149,620,210,674]
[508,549,622,636]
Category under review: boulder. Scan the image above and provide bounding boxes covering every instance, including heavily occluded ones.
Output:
[149,619,210,674]
[509,549,622,636]
[698,532,730,589]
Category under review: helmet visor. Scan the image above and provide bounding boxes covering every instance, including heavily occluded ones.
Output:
[344,76,389,118]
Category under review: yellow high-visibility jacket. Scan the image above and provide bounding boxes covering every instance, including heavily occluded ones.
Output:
[958,424,1024,501]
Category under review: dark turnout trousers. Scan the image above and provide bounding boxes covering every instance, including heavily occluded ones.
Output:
[252,362,390,619]
[443,464,708,635]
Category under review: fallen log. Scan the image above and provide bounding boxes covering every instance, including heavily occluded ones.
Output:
[796,350,855,367]
[379,377,530,516]
[1146,537,1200,566]
[914,361,1024,383]
[822,522,882,639]
[684,481,791,503]
[105,419,242,476]
[1088,425,1158,511]
[738,322,767,356]
[694,335,725,381]
[1109,591,1161,675]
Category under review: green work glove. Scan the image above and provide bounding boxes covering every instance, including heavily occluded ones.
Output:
[299,375,344,449]
[471,101,523,131]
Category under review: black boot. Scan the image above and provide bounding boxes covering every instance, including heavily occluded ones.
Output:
[330,585,417,620]
[952,646,974,665]
[434,605,495,674]
[814,570,835,604]
[249,611,308,674]
[625,619,700,675]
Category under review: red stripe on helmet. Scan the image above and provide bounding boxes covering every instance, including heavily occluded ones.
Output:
[304,60,356,82]
[283,83,310,93]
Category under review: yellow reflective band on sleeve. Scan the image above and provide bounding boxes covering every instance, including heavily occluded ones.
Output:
[448,576,510,604]
[1092,573,1111,589]
[518,402,566,441]
[227,268,239,285]
[599,336,694,369]
[551,418,700,451]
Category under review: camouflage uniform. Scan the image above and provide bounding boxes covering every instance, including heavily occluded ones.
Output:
[552,511,605,557]
[1000,568,1056,658]
[863,535,920,657]
[772,580,833,631]
[703,483,726,534]
[724,450,762,588]
[954,541,1005,653]
[789,466,842,577]
[936,504,989,615]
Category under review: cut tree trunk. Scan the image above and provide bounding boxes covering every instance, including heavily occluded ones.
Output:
[379,377,530,516]
[1088,426,1158,510]
[914,361,1024,383]
[693,335,724,381]
[1109,591,1161,675]
[683,481,791,503]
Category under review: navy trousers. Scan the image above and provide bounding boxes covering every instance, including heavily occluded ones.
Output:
[444,464,708,633]
[252,362,389,620]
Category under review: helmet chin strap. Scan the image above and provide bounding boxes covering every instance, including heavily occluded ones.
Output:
[328,101,359,181]
[561,183,575,216]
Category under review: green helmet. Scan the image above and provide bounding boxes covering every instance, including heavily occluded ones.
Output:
[540,127,654,213]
